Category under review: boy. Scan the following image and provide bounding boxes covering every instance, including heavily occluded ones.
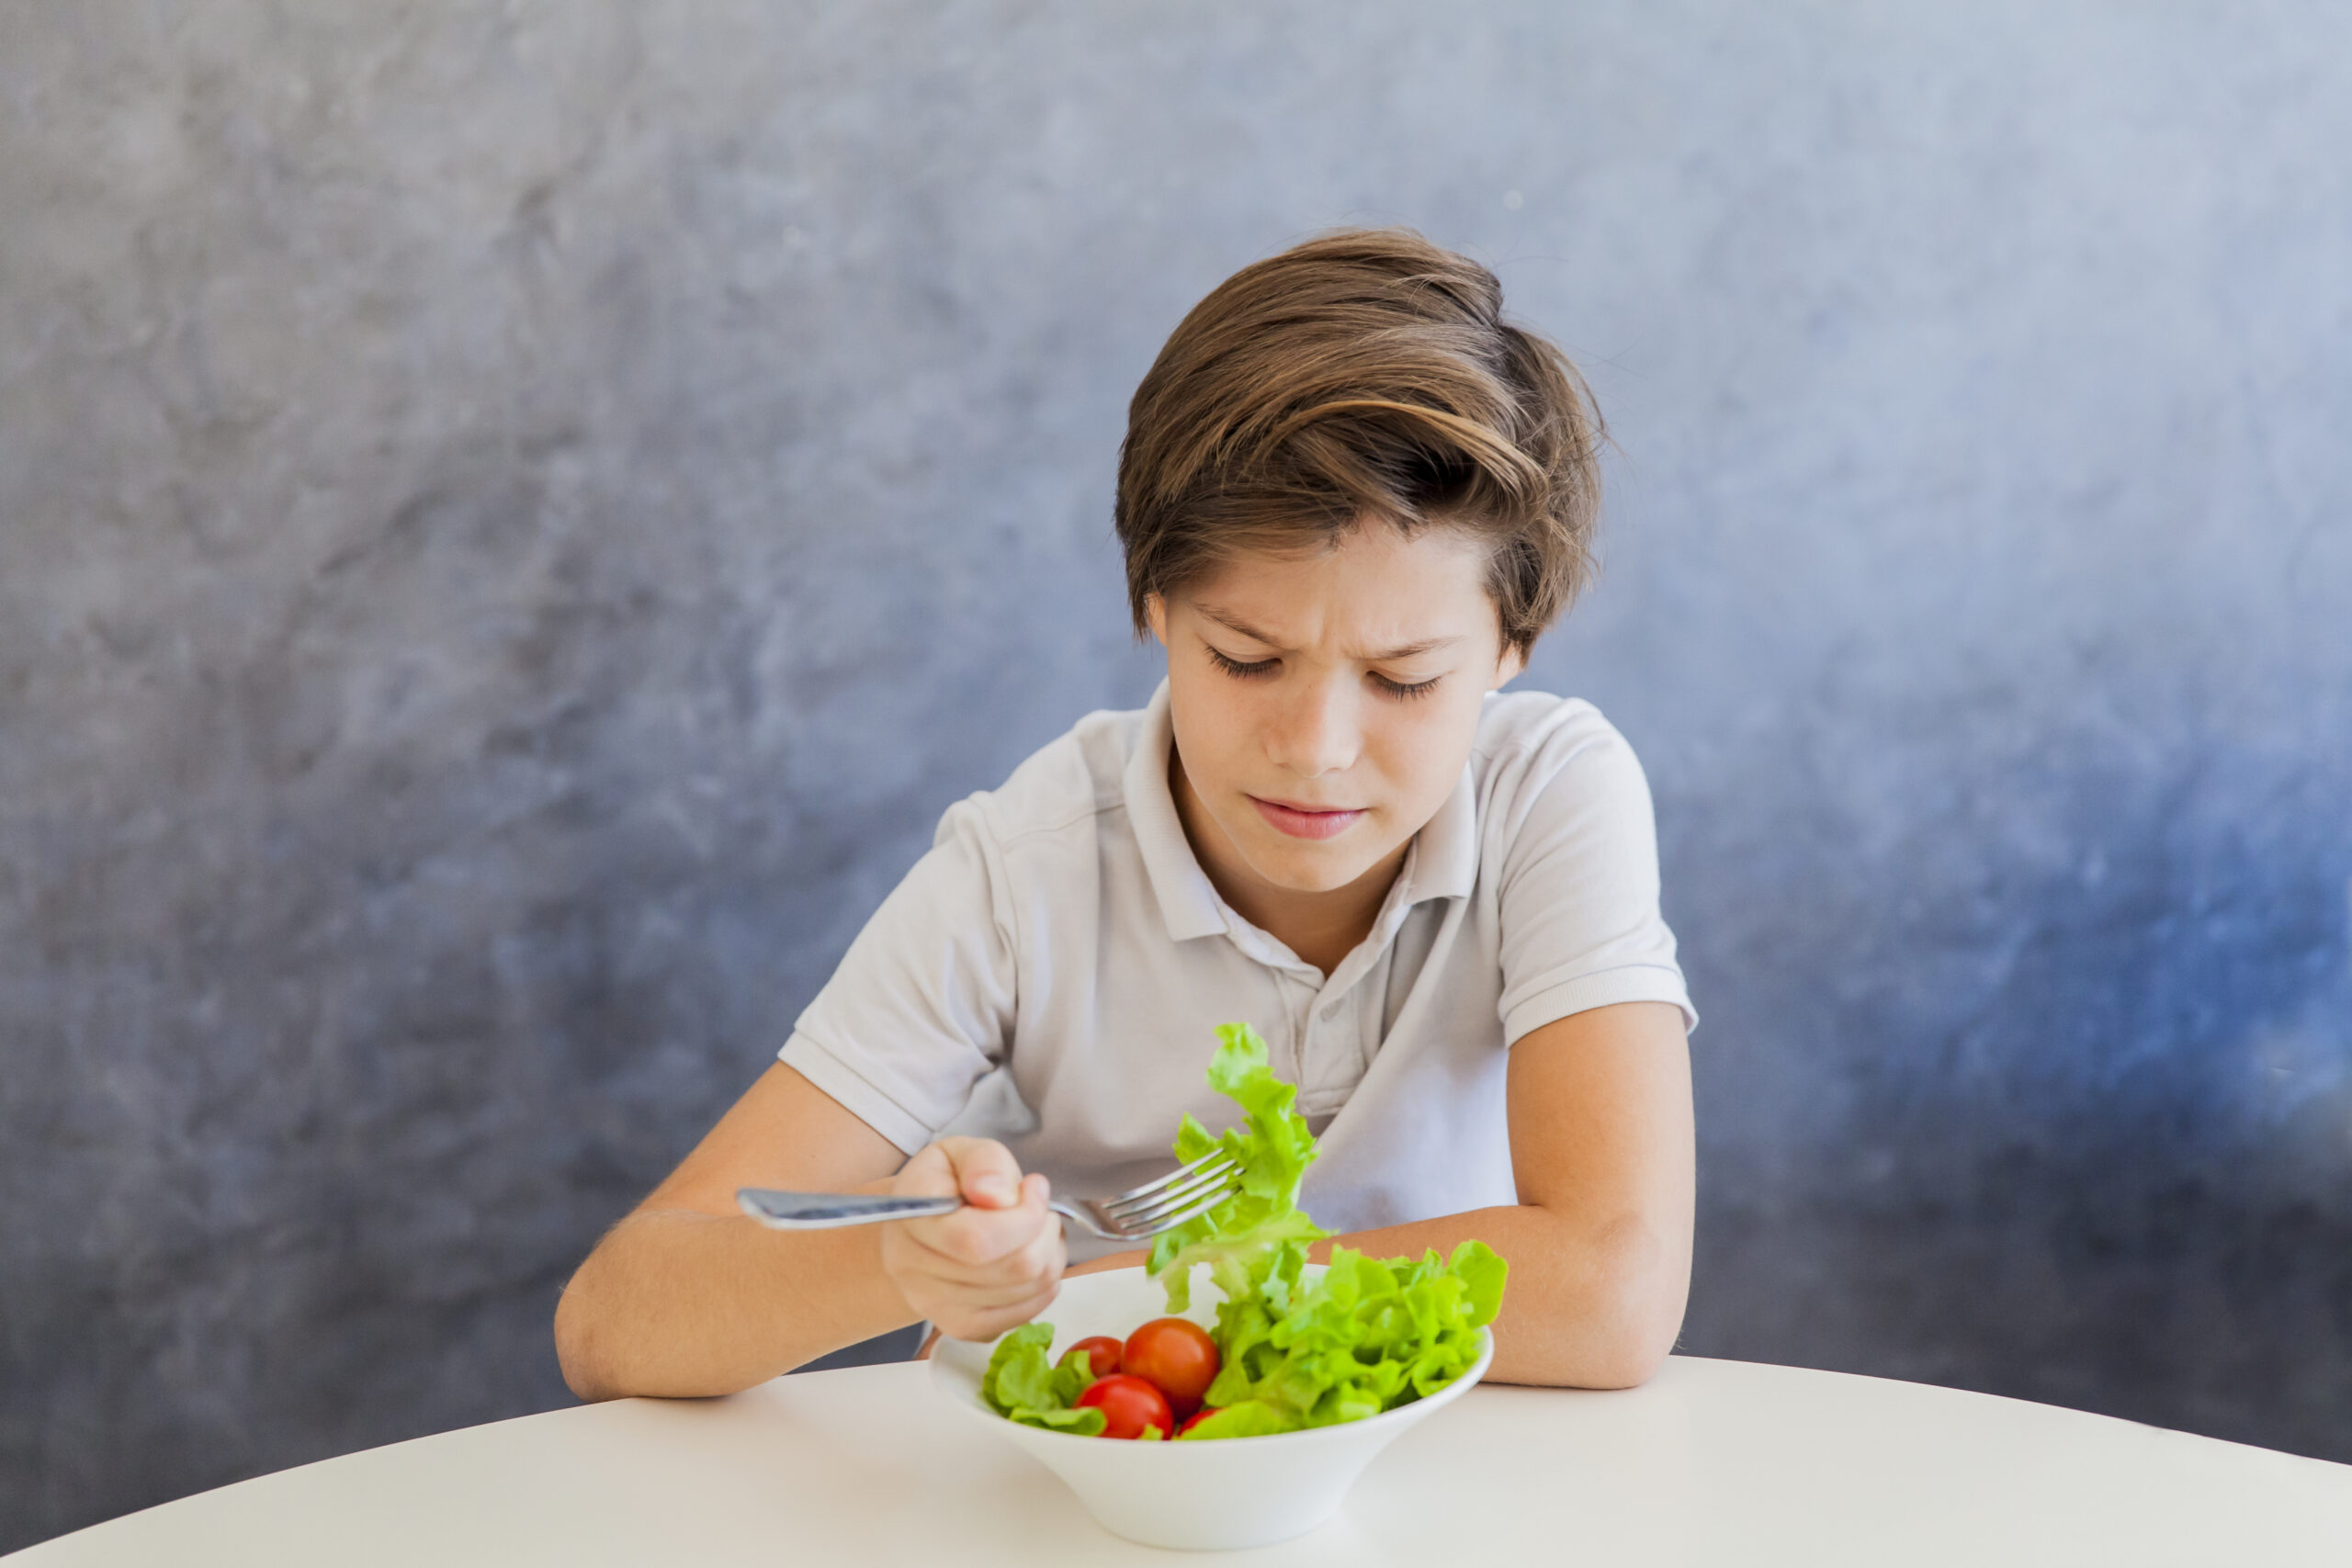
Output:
[555,230,1695,1399]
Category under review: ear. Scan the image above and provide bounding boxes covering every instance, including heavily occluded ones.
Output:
[1144,592,1169,649]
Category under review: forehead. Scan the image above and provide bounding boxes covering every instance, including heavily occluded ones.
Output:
[1176,524,1497,651]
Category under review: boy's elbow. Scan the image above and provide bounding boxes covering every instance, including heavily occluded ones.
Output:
[553,1275,622,1403]
[1563,1214,1689,1390]
[1577,1314,1679,1390]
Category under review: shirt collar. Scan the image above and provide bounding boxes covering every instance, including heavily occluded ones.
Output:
[1123,680,1482,945]
[1402,761,1479,904]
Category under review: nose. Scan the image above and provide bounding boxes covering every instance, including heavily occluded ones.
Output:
[1267,671,1360,780]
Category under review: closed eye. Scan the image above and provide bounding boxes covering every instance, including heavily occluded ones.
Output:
[1372,671,1441,700]
[1208,643,1441,699]
[1206,647,1279,680]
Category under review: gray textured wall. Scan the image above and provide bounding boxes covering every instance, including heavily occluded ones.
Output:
[5,0,2349,1550]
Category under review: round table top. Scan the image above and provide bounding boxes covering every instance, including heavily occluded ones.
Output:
[14,1355,2352,1565]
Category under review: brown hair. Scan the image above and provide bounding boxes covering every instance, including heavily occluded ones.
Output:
[1114,228,1605,658]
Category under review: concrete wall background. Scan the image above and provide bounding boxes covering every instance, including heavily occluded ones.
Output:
[5,0,2348,1548]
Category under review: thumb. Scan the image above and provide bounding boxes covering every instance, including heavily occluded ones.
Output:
[938,1136,1023,1209]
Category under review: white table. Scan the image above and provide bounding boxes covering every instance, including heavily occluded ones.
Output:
[14,1356,2351,1565]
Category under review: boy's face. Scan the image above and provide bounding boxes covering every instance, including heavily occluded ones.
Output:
[1148,521,1524,902]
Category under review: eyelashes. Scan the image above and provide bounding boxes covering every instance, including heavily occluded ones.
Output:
[1373,672,1442,701]
[1206,647,1279,681]
[1204,646,1441,701]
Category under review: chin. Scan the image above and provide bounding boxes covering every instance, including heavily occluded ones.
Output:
[1244,842,1382,895]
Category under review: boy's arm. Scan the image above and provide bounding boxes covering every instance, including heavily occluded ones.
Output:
[1349,998,1693,1389]
[554,1063,1061,1401]
[1080,999,1694,1389]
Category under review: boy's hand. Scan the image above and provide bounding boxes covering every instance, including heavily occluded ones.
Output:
[880,1137,1065,1341]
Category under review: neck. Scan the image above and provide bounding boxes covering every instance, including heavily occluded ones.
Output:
[1169,748,1408,976]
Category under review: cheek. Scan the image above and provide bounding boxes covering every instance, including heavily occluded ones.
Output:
[1372,696,1483,797]
[1169,672,1251,777]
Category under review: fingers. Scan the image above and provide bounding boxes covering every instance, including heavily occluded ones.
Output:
[943,1280,1061,1344]
[894,1144,1051,1268]
[904,1173,1063,1281]
[881,1140,1066,1341]
[894,1245,1063,1342]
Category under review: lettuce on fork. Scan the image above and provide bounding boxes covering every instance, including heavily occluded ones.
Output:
[978,1021,1507,1441]
[1144,1022,1329,1313]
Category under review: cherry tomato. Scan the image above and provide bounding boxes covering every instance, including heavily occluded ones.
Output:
[1175,1408,1214,1438]
[1067,1336,1123,1380]
[1074,1373,1174,1440]
[1123,1317,1220,1417]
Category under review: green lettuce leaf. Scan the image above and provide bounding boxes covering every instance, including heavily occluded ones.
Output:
[1144,1023,1329,1312]
[1175,1399,1300,1439]
[978,1323,1108,1435]
[1192,1241,1505,1432]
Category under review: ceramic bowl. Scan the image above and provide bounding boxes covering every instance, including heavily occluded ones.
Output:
[928,1264,1493,1551]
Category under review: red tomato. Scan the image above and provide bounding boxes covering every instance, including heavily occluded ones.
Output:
[1175,1408,1214,1438]
[1123,1317,1220,1418]
[1074,1373,1174,1440]
[1067,1336,1123,1380]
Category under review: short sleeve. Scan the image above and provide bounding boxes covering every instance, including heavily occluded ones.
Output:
[1490,714,1696,1045]
[778,798,1018,1154]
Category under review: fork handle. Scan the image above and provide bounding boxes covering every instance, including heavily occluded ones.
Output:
[737,1189,963,1229]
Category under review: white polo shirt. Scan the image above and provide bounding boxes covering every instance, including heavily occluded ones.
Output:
[778,681,1693,1247]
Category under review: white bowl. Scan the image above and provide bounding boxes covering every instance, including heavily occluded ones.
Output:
[929,1264,1493,1551]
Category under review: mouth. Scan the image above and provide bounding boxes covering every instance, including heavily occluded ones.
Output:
[1247,795,1368,841]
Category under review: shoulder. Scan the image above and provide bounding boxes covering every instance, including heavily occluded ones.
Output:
[1469,689,1654,840]
[1472,688,1634,763]
[939,701,1142,852]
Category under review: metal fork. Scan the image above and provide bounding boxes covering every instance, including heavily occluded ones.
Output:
[737,1151,1241,1242]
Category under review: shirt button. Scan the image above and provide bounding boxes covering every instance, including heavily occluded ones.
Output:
[1319,1003,1340,1021]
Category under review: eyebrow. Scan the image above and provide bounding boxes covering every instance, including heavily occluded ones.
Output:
[1194,604,1464,663]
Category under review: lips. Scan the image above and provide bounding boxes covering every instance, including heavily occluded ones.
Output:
[1248,795,1367,840]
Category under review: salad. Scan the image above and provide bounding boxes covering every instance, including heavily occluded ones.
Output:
[978,1022,1506,1440]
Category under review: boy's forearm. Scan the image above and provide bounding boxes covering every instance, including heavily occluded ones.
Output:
[1309,1203,1688,1390]
[554,1203,918,1401]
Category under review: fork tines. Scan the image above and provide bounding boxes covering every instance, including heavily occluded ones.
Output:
[1100,1154,1241,1235]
